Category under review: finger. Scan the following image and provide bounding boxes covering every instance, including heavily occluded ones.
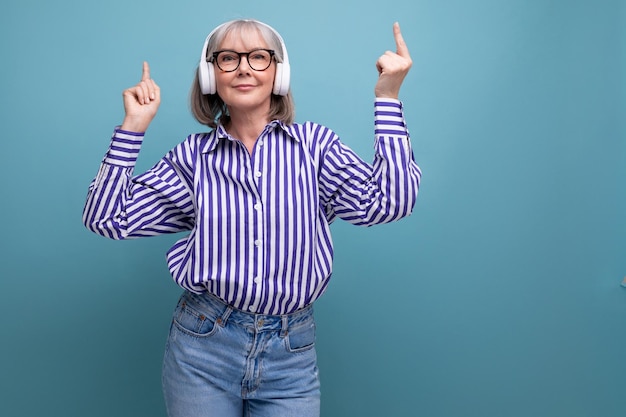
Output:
[141,61,151,81]
[130,82,149,105]
[393,22,410,58]
[145,78,158,101]
[135,84,149,105]
[125,85,145,105]
[135,73,158,103]
[139,80,156,104]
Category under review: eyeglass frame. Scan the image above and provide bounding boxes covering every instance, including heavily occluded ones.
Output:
[209,49,276,72]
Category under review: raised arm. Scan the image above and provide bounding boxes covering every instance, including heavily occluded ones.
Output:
[316,23,420,226]
[83,63,195,240]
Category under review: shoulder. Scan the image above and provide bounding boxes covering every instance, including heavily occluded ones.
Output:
[172,131,217,154]
[164,131,216,167]
[283,121,338,147]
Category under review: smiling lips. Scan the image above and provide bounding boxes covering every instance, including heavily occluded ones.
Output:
[233,84,256,91]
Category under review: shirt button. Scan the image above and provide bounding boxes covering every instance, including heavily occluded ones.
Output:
[254,276,262,284]
[254,171,262,178]
[254,239,262,246]
[254,203,262,210]
[258,139,264,146]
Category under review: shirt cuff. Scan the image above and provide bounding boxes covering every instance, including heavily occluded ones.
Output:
[374,98,407,137]
[102,127,145,166]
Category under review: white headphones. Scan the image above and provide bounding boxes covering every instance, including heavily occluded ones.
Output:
[198,20,291,96]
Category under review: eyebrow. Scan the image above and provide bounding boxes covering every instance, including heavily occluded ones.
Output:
[217,45,268,51]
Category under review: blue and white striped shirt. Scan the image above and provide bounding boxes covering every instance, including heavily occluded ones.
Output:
[83,98,421,315]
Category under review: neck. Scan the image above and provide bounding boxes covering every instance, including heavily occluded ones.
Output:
[226,109,271,154]
[227,116,268,141]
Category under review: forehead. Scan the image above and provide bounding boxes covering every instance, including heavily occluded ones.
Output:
[219,26,269,50]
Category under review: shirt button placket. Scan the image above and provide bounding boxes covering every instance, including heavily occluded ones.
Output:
[252,197,264,308]
[251,147,265,311]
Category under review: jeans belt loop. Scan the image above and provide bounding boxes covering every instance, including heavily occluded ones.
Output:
[280,316,289,338]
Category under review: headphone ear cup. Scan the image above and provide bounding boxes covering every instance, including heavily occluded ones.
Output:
[199,60,216,95]
[273,62,290,96]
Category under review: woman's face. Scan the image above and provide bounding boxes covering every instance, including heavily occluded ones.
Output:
[215,27,276,119]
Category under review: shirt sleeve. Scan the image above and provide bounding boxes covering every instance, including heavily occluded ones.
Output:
[82,128,195,240]
[319,98,422,226]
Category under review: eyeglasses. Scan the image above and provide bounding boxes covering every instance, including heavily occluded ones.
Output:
[209,49,276,72]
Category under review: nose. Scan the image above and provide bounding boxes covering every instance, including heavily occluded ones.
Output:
[236,55,252,73]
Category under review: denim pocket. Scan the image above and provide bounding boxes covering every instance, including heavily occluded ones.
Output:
[172,300,220,338]
[285,320,316,353]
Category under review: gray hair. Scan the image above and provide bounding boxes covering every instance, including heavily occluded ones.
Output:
[189,19,295,129]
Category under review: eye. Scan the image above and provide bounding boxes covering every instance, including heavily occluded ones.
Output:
[250,50,270,62]
[218,52,238,63]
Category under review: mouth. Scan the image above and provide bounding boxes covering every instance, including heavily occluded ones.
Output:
[233,84,256,91]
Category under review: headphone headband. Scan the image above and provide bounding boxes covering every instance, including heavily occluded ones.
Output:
[198,19,291,96]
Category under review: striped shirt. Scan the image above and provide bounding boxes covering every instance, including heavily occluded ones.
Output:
[83,98,422,315]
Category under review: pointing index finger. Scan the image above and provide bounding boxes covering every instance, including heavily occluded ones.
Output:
[393,22,410,58]
[141,61,151,81]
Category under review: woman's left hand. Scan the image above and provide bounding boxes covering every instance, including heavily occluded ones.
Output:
[375,22,412,99]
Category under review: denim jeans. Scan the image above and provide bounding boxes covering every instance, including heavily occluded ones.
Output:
[162,291,321,417]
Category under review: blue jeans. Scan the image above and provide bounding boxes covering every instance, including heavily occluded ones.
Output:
[162,291,321,417]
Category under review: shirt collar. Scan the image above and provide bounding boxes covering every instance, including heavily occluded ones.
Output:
[200,120,299,154]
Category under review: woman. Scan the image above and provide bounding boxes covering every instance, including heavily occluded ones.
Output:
[83,18,421,417]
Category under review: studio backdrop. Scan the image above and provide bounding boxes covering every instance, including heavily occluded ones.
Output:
[0,0,624,416]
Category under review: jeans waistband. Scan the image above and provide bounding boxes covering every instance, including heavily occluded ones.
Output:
[181,291,314,335]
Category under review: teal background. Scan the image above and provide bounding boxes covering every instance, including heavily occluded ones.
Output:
[1,0,624,416]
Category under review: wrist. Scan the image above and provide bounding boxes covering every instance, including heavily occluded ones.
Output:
[374,92,399,99]
[120,116,150,133]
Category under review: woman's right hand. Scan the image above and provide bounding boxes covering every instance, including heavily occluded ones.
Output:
[120,61,161,133]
